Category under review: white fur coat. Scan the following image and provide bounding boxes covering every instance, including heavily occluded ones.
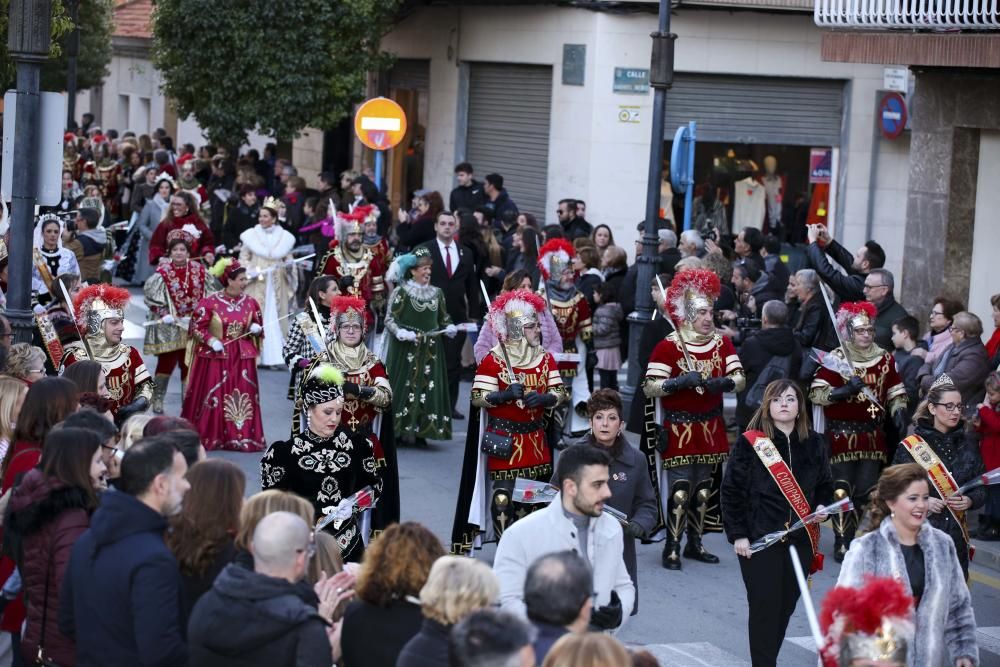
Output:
[838,519,979,667]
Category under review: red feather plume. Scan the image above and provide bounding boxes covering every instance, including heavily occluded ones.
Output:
[837,300,877,320]
[536,238,576,280]
[665,269,721,321]
[819,576,914,667]
[491,288,546,315]
[328,295,367,317]
[72,284,131,326]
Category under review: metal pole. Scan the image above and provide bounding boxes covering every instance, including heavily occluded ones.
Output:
[622,0,676,409]
[66,0,80,127]
[6,0,52,344]
[374,150,384,191]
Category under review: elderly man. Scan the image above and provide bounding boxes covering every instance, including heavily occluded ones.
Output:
[678,229,704,259]
[790,268,837,352]
[863,268,909,351]
[524,551,592,663]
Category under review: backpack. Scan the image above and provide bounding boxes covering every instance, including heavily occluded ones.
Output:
[745,354,793,414]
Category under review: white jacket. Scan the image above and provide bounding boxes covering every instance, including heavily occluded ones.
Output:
[492,494,635,631]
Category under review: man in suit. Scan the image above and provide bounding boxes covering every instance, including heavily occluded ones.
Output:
[420,210,479,419]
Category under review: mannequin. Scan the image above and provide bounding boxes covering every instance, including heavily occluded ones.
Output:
[660,163,675,225]
[762,156,785,235]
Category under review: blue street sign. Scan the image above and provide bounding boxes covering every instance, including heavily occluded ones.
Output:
[880,92,907,140]
[670,122,697,232]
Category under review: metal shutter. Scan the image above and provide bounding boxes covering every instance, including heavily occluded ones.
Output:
[466,63,553,217]
[664,74,845,146]
[388,59,430,92]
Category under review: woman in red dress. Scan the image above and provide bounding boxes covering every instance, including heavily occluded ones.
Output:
[148,190,216,267]
[181,259,265,451]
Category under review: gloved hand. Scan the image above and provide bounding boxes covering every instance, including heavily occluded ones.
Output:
[830,376,865,402]
[115,396,149,427]
[892,409,910,437]
[624,521,647,540]
[444,324,458,338]
[32,304,46,315]
[210,339,225,353]
[342,381,360,397]
[704,376,736,394]
[486,383,525,405]
[523,391,558,409]
[249,323,263,335]
[161,314,175,325]
[586,349,598,368]
[358,386,376,400]
[589,590,623,631]
[661,371,703,394]
[395,329,417,343]
[297,358,312,369]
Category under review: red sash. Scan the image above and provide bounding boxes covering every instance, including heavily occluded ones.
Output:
[901,434,973,559]
[35,312,63,369]
[745,430,824,573]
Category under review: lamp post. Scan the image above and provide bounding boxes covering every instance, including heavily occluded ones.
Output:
[6,0,52,344]
[622,0,676,410]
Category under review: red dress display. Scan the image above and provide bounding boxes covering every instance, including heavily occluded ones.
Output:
[181,292,265,451]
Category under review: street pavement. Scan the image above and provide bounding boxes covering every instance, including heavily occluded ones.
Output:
[125,292,1000,665]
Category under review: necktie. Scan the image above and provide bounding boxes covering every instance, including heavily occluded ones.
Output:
[445,244,453,277]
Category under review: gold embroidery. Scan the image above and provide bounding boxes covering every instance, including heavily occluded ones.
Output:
[224,389,254,429]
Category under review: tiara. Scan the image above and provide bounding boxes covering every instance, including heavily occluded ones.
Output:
[930,373,955,391]
[262,196,282,212]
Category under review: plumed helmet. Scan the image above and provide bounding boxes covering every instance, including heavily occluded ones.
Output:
[488,289,546,342]
[666,269,721,325]
[835,301,877,340]
[820,576,914,667]
[328,295,368,337]
[73,284,130,337]
[537,239,576,281]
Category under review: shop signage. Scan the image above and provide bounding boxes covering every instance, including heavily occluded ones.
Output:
[354,97,407,151]
[617,106,640,123]
[562,45,586,86]
[809,148,832,184]
[613,68,650,94]
[883,67,908,94]
[879,92,908,140]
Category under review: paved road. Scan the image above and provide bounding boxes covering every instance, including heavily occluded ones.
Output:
[127,294,1000,665]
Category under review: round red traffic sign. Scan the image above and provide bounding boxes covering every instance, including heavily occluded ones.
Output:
[354,97,408,151]
[879,92,907,140]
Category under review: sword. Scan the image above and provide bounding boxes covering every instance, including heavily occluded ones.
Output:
[818,283,884,411]
[249,254,316,282]
[479,280,518,382]
[654,274,704,395]
[307,297,327,339]
[58,280,94,361]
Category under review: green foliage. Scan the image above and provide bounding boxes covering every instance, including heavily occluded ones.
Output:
[0,0,74,90]
[152,0,401,148]
[41,0,114,92]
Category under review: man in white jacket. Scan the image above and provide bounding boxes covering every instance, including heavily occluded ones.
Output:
[493,445,635,632]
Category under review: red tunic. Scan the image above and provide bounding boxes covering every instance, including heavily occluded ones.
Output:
[549,292,592,376]
[644,332,742,467]
[342,361,390,464]
[811,349,906,463]
[472,350,564,474]
[61,344,152,416]
[148,213,215,264]
[321,242,386,305]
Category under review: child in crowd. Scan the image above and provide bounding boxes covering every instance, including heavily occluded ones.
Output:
[891,315,923,421]
[977,372,1000,540]
[591,283,623,391]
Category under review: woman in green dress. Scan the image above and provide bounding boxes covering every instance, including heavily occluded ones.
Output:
[384,246,458,446]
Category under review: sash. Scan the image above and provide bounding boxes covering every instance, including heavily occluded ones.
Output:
[901,434,973,558]
[745,430,824,574]
[35,311,63,369]
[33,249,54,292]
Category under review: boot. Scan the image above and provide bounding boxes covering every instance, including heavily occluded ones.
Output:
[661,480,690,571]
[151,374,169,415]
[683,481,720,564]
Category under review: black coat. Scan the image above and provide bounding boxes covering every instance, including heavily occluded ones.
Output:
[397,618,451,667]
[419,239,479,323]
[874,295,909,353]
[187,564,330,667]
[60,490,188,667]
[625,315,675,435]
[396,215,437,252]
[449,180,487,213]
[736,326,803,429]
[179,540,236,628]
[341,598,423,667]
[806,240,865,302]
[722,429,833,545]
[793,295,837,352]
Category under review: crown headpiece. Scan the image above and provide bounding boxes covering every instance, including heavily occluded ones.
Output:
[929,373,956,392]
[489,289,546,343]
[261,196,282,215]
[166,223,201,249]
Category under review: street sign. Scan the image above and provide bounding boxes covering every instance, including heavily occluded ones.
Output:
[883,66,908,93]
[354,97,407,151]
[2,90,66,206]
[613,68,650,94]
[669,122,697,232]
[879,92,907,140]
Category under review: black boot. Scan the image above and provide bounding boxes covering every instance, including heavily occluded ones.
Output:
[661,536,682,570]
[661,480,690,571]
[683,481,719,564]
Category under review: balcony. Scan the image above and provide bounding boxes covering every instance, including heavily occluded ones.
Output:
[814,0,1000,29]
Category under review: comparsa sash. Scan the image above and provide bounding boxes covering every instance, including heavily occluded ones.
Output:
[745,430,824,573]
[34,311,63,369]
[901,434,973,558]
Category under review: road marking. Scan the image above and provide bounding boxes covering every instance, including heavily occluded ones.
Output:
[637,643,749,666]
[971,568,1000,591]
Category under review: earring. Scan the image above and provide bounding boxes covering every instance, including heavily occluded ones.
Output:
[890,511,895,518]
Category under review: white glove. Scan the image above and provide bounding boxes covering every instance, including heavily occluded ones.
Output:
[395,329,416,342]
[249,323,262,335]
[444,324,458,338]
[161,314,175,325]
[210,339,224,353]
[33,304,46,315]
[178,317,191,330]
[215,244,227,254]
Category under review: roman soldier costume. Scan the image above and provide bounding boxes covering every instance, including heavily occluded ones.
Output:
[819,577,914,667]
[451,289,567,554]
[537,239,592,444]
[293,296,400,533]
[641,269,745,570]
[809,301,907,561]
[142,226,208,413]
[61,284,152,422]
[320,206,387,324]
[262,364,383,562]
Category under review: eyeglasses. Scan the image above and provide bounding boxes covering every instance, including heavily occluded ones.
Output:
[27,368,45,375]
[931,402,964,413]
[930,310,945,317]
[101,443,120,457]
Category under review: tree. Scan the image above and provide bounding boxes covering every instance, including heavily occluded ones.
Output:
[0,0,74,90]
[40,0,114,93]
[152,0,401,148]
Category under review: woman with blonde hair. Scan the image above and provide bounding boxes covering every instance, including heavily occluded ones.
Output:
[542,633,631,667]
[4,344,46,384]
[0,377,27,461]
[233,489,315,565]
[397,556,499,667]
[341,521,445,667]
[838,463,978,666]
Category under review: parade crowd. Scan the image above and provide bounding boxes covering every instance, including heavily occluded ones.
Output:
[0,122,997,666]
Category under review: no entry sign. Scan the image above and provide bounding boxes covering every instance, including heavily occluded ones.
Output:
[354,97,408,151]
[879,92,907,140]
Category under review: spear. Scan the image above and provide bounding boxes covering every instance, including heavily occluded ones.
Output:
[59,280,94,361]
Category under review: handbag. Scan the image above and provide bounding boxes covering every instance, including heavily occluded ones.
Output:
[480,429,514,460]
[653,424,669,455]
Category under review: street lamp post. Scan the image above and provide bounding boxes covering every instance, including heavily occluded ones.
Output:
[6,0,52,344]
[622,0,676,410]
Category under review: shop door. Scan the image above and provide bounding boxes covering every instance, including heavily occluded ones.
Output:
[663,74,845,146]
[969,131,1000,339]
[387,59,430,209]
[466,63,553,218]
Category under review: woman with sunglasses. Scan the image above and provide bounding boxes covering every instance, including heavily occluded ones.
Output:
[891,375,985,579]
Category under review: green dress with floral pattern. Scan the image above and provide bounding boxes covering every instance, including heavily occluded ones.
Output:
[384,281,453,440]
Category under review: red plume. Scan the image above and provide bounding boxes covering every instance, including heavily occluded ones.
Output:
[328,295,367,316]
[73,284,131,326]
[536,238,576,280]
[492,288,546,314]
[819,576,914,667]
[837,301,877,320]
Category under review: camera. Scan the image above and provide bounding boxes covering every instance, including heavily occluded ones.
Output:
[57,211,77,232]
[735,317,762,330]
[700,230,715,241]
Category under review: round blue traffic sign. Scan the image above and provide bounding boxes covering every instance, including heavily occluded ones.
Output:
[671,124,693,194]
[880,92,907,140]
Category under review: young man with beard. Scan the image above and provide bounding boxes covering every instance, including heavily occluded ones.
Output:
[492,444,634,633]
[320,206,387,324]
